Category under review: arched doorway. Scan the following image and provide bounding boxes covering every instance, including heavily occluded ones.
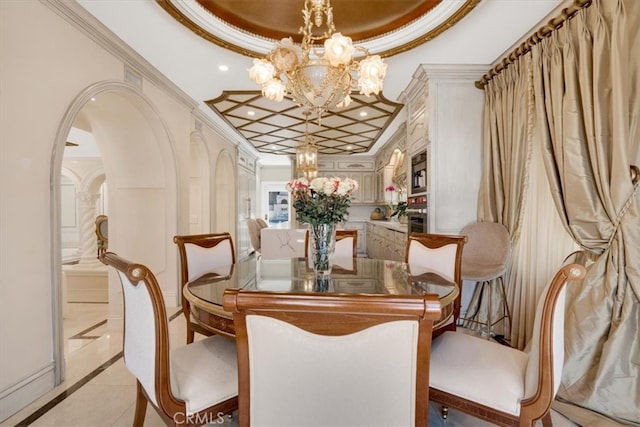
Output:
[215,150,236,239]
[50,82,179,383]
[188,132,211,234]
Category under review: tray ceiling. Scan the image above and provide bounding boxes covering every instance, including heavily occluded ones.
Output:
[160,0,480,156]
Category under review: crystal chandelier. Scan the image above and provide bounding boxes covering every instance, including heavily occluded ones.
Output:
[296,112,318,179]
[248,0,387,120]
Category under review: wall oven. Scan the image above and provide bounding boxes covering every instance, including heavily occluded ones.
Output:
[408,213,428,235]
[407,196,428,235]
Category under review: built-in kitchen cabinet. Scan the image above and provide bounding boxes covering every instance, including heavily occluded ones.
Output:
[375,170,385,203]
[317,156,376,204]
[237,148,257,260]
[374,123,407,203]
[366,222,407,262]
[399,65,486,235]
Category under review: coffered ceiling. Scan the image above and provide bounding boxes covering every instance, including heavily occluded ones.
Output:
[206,91,402,155]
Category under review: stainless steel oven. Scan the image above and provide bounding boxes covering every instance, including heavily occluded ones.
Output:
[408,212,428,234]
[407,196,428,235]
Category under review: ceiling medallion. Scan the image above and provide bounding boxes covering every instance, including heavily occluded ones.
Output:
[248,0,387,121]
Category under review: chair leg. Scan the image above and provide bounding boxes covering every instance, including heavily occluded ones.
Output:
[487,279,493,338]
[186,324,195,344]
[541,411,553,427]
[458,281,485,327]
[498,276,512,338]
[489,276,512,342]
[133,381,148,427]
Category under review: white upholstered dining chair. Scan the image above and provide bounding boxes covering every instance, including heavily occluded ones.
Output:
[223,290,442,427]
[405,232,467,336]
[260,228,308,259]
[334,229,358,258]
[173,232,236,343]
[100,252,238,426]
[429,263,586,426]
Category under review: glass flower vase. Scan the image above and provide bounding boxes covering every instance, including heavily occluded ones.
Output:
[309,223,336,275]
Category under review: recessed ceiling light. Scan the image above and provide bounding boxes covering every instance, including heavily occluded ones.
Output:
[218,65,229,71]
[359,111,368,117]
[271,145,277,150]
[346,145,353,150]
[90,97,96,102]
[247,110,255,116]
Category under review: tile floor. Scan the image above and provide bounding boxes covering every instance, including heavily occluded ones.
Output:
[1,303,578,427]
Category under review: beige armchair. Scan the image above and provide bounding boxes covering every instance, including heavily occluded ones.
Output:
[458,221,512,338]
[246,219,261,252]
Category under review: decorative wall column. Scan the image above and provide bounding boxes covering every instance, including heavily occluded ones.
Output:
[75,191,102,267]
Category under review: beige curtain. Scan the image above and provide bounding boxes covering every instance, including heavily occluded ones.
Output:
[507,139,579,350]
[468,55,536,338]
[478,54,535,235]
[532,0,640,424]
[476,50,578,349]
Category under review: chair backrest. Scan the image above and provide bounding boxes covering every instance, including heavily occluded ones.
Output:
[256,218,268,229]
[335,229,358,258]
[173,233,235,285]
[459,222,510,279]
[246,219,261,252]
[405,232,467,284]
[223,290,442,427]
[99,252,173,409]
[260,228,308,259]
[521,263,586,420]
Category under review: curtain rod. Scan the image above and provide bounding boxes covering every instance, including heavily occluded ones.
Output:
[475,0,592,89]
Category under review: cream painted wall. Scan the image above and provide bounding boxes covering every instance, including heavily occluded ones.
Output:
[0,1,241,421]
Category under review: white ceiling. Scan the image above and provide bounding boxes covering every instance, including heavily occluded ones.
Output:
[75,0,565,163]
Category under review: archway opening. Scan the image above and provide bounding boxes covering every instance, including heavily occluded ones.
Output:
[52,85,179,383]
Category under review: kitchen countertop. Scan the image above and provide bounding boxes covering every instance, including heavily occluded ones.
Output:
[343,218,408,233]
[367,220,408,233]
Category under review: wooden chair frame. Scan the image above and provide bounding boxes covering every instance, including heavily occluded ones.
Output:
[405,232,467,335]
[223,290,442,427]
[429,264,586,427]
[95,214,108,257]
[173,233,236,343]
[100,252,238,426]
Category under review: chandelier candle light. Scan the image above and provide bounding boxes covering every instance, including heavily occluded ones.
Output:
[286,176,358,275]
[248,0,387,120]
[296,111,319,179]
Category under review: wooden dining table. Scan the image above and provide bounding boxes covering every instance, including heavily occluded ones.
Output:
[183,256,459,339]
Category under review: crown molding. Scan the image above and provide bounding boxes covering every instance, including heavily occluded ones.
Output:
[43,0,198,112]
